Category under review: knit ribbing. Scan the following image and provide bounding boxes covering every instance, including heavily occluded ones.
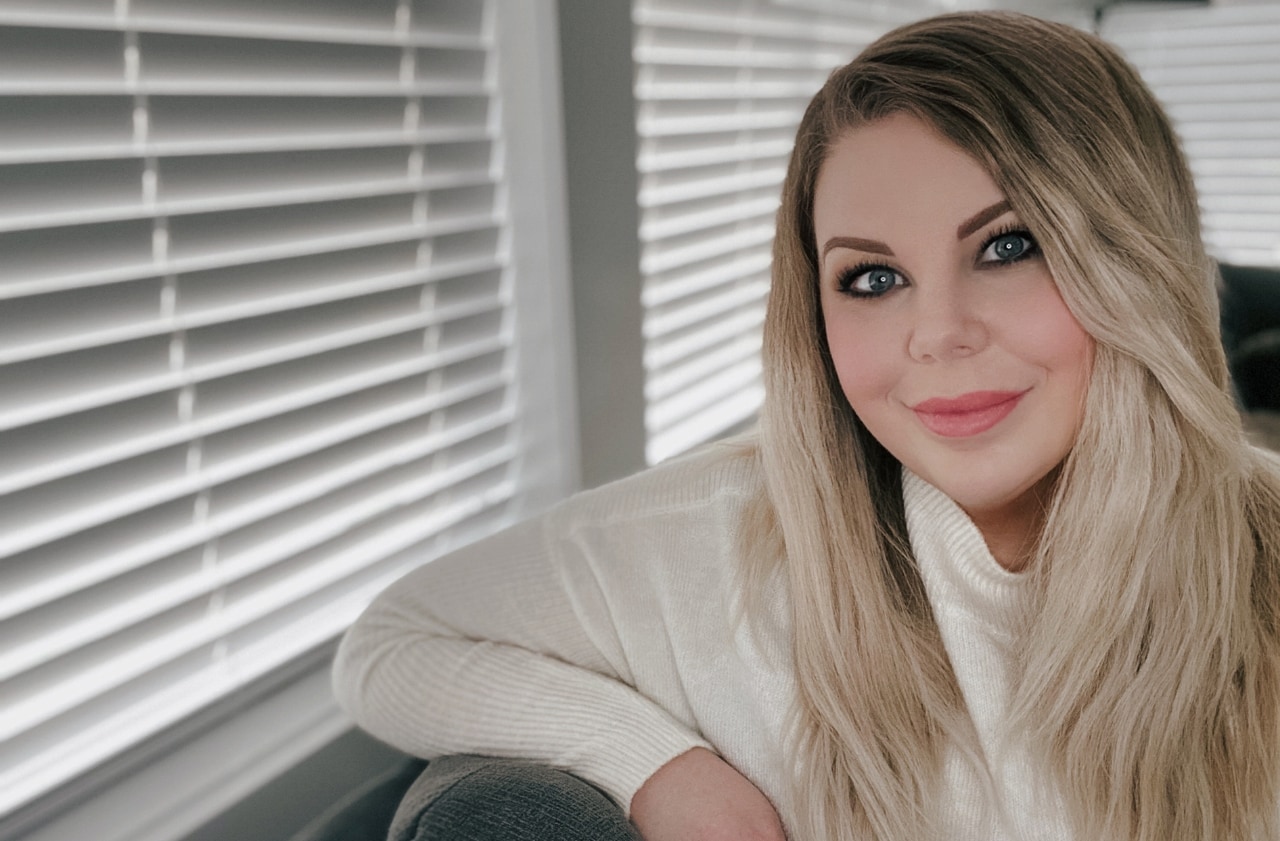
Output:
[904,469,1071,840]
[903,468,1029,634]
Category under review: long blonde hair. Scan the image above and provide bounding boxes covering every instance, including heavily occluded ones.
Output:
[743,11,1280,840]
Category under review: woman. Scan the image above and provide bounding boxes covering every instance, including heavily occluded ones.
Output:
[333,11,1280,840]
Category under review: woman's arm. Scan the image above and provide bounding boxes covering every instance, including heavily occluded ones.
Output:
[331,509,714,813]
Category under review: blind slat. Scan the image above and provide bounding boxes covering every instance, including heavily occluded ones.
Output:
[0,211,500,298]
[641,224,775,278]
[0,167,498,236]
[0,338,507,547]
[643,250,772,308]
[638,137,793,173]
[0,12,491,49]
[644,306,765,371]
[637,108,803,137]
[647,356,762,431]
[0,257,500,362]
[0,354,511,561]
[644,280,769,341]
[640,195,778,241]
[0,125,494,167]
[0,396,514,626]
[646,332,762,402]
[0,291,506,433]
[0,80,490,98]
[634,6,880,43]
[633,44,849,69]
[0,433,517,687]
[639,166,787,207]
[646,383,764,465]
[635,80,827,100]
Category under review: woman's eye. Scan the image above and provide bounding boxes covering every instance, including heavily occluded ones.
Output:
[980,231,1038,264]
[840,266,903,298]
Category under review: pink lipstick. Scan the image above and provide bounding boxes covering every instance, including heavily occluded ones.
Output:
[911,390,1027,438]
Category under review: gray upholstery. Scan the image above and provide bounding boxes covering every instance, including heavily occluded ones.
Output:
[389,755,641,841]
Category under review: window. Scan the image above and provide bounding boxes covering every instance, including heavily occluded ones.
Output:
[0,1,574,837]
[1102,1,1280,268]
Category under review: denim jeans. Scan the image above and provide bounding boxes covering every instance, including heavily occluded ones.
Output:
[388,755,642,841]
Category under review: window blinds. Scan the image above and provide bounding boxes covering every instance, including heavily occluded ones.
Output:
[0,0,533,818]
[1103,1,1280,268]
[632,0,944,465]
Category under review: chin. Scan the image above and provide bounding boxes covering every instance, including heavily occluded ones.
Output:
[913,462,1053,521]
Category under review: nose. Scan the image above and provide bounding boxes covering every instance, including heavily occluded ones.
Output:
[906,275,989,362]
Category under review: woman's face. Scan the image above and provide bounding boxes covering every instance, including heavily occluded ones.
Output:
[813,113,1094,564]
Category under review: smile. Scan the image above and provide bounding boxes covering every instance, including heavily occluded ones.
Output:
[910,390,1028,438]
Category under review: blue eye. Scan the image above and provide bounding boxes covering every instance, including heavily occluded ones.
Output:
[839,265,904,298]
[981,231,1038,264]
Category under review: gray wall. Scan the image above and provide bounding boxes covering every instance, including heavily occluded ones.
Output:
[558,0,650,489]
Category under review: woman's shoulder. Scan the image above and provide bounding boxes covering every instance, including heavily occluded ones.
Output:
[550,431,765,531]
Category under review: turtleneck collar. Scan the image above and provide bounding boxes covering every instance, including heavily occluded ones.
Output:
[901,467,1030,637]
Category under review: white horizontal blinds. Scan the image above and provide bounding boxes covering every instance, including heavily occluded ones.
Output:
[0,0,527,818]
[1103,1,1280,268]
[633,0,939,465]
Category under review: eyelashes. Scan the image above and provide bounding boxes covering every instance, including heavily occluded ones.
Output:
[836,262,906,298]
[979,225,1039,265]
[834,226,1041,299]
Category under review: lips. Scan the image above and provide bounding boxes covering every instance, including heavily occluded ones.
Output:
[911,390,1028,438]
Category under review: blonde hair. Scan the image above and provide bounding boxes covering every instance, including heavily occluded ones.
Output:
[742,11,1280,840]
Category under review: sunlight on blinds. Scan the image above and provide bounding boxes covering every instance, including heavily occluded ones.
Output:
[0,0,535,819]
[1104,1,1280,268]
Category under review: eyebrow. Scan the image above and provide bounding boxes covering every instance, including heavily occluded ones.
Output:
[819,199,1015,261]
[956,199,1013,240]
[820,236,894,259]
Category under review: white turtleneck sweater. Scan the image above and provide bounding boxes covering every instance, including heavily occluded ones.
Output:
[332,440,1065,838]
[906,464,1071,839]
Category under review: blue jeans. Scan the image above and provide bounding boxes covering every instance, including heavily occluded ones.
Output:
[389,756,642,841]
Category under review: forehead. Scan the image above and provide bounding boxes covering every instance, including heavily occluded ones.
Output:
[812,114,1006,240]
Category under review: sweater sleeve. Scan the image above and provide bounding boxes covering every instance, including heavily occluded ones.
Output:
[330,502,714,812]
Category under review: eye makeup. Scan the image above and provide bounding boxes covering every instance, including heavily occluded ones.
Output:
[831,224,1041,299]
[836,262,904,298]
[976,225,1040,267]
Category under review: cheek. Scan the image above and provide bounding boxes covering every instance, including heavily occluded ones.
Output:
[1058,328,1095,424]
[823,306,901,411]
[1017,291,1095,387]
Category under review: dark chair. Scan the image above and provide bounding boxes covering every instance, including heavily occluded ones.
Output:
[286,755,638,841]
[1220,262,1280,412]
[386,755,640,841]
